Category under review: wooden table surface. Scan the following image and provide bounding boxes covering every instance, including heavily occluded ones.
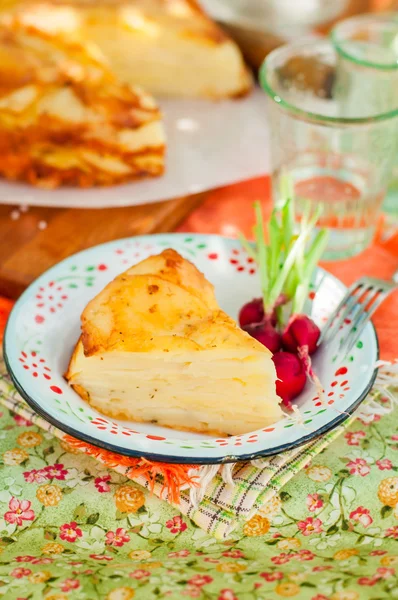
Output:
[0,193,205,299]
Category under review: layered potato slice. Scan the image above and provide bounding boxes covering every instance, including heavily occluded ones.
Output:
[3,0,252,98]
[0,17,165,188]
[65,250,282,436]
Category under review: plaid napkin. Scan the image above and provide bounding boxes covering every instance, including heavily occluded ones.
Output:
[0,355,362,539]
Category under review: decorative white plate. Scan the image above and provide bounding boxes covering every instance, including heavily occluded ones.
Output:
[4,234,378,464]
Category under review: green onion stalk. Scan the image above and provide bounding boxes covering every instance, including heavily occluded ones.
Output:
[239,177,329,326]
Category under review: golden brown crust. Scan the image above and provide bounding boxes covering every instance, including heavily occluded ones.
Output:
[80,249,261,358]
[75,249,269,358]
[121,249,218,310]
[0,139,165,189]
[0,17,110,89]
[0,17,165,188]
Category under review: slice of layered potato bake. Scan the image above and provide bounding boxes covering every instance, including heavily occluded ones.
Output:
[3,0,252,99]
[0,17,165,188]
[65,250,282,436]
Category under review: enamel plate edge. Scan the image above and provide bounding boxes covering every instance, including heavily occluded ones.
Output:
[3,234,379,464]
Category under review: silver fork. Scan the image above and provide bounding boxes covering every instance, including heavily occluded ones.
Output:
[318,276,397,357]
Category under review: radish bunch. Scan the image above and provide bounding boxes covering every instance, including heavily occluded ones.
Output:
[239,187,329,410]
[239,306,320,408]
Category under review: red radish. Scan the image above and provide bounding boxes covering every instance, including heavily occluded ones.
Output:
[239,298,264,328]
[239,295,285,329]
[282,315,324,402]
[243,321,281,354]
[281,314,320,355]
[272,351,306,409]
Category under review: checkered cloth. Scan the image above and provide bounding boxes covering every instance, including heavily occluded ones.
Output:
[0,356,370,539]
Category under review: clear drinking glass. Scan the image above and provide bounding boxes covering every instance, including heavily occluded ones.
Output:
[260,38,398,260]
[331,13,398,216]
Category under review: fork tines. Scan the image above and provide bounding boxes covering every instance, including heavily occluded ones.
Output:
[318,277,396,357]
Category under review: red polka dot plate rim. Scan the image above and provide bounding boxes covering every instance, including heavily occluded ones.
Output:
[3,234,378,464]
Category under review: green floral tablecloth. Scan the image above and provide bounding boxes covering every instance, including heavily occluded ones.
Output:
[0,401,397,600]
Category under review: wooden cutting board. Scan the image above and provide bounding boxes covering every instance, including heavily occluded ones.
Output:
[0,193,205,299]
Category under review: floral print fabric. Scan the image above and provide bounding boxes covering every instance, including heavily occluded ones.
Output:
[0,401,397,599]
